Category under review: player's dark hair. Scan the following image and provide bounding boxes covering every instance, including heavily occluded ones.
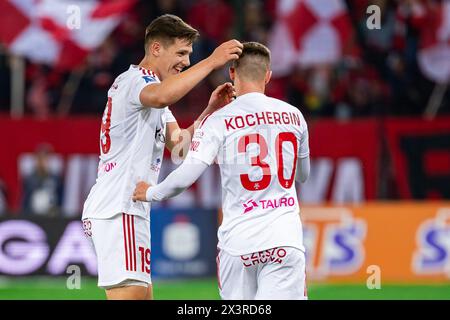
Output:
[144,14,199,53]
[232,42,271,81]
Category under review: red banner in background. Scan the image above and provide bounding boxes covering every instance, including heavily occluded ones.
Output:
[0,117,100,211]
[2,116,449,213]
[301,119,380,203]
[385,117,450,200]
[0,117,382,214]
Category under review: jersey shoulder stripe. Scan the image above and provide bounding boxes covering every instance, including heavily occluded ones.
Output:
[135,66,158,83]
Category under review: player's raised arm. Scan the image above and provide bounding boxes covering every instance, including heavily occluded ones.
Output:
[164,82,235,157]
[139,40,242,108]
[132,158,209,202]
[133,110,224,203]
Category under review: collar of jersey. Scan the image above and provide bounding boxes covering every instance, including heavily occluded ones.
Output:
[130,64,159,80]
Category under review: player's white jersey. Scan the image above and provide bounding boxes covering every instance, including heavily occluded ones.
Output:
[186,92,309,255]
[82,65,176,220]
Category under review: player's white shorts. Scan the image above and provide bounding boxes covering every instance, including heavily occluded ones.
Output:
[217,246,307,300]
[82,213,151,290]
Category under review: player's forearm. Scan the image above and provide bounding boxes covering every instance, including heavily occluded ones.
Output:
[141,58,215,108]
[160,58,216,103]
[147,174,187,201]
[156,40,241,107]
[146,159,208,201]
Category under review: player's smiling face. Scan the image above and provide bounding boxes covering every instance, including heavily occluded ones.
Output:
[159,38,193,79]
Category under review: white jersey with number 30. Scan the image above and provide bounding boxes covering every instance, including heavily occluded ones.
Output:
[186,92,309,255]
[82,65,176,220]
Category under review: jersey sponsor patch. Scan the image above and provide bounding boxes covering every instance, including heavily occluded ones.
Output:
[240,247,287,267]
[241,197,295,214]
[242,199,258,214]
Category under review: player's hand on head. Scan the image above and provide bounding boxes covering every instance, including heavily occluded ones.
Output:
[132,181,151,202]
[209,39,243,69]
[207,82,235,111]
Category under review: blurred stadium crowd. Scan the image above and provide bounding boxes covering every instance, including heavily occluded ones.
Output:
[0,0,448,120]
[0,0,449,217]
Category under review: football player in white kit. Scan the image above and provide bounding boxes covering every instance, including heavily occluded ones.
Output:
[81,14,242,300]
[132,42,311,300]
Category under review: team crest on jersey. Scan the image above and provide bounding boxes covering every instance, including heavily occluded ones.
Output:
[302,208,366,280]
[412,209,450,277]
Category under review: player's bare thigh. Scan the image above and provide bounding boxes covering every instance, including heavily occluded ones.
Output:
[105,283,153,300]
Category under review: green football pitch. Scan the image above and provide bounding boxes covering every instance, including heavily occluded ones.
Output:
[1,277,450,300]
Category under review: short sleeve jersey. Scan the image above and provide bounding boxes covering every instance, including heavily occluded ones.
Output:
[82,65,176,220]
